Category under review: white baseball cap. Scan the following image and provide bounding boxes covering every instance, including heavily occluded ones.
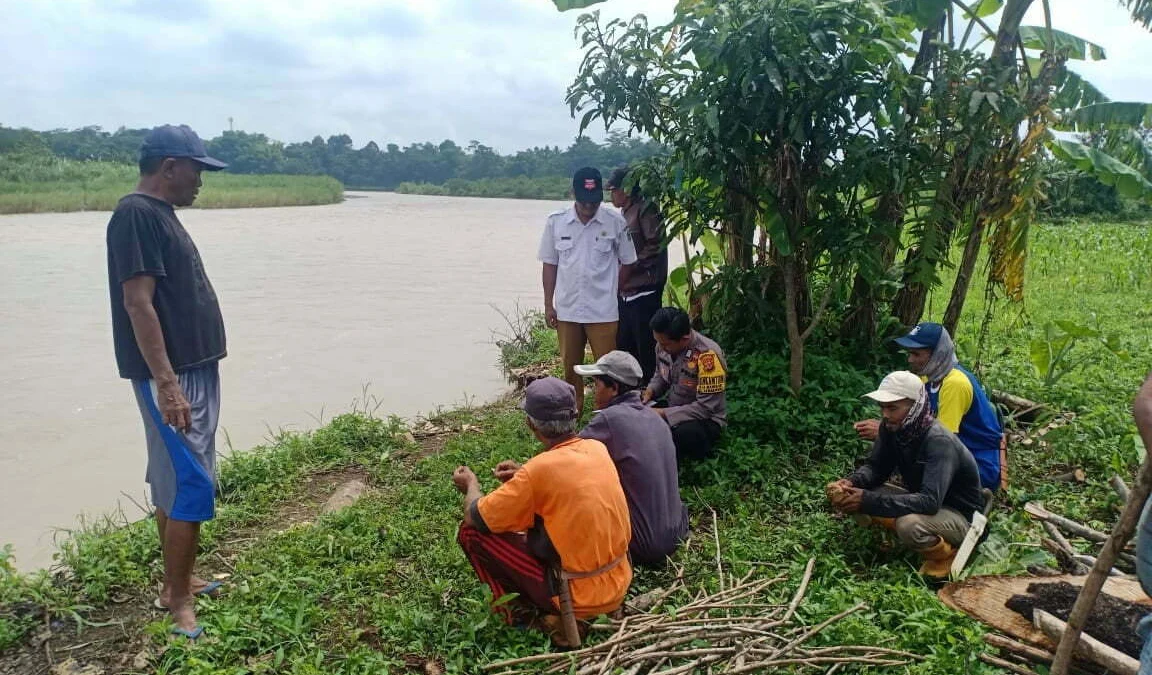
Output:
[863,371,924,403]
[573,350,643,387]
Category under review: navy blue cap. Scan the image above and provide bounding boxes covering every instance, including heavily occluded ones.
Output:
[894,322,943,350]
[572,166,603,203]
[139,125,227,170]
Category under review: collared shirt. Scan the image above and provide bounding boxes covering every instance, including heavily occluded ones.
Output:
[619,199,667,297]
[580,391,688,565]
[538,205,638,324]
[474,437,632,617]
[648,331,728,428]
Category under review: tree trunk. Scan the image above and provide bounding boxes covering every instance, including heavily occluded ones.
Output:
[942,217,988,334]
[840,25,942,342]
[992,0,1035,69]
[890,246,931,327]
[783,256,804,394]
[723,182,755,270]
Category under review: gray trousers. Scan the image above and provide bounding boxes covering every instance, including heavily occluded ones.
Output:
[863,485,970,549]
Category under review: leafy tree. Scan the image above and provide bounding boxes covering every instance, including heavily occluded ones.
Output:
[559,0,1152,389]
[568,0,913,391]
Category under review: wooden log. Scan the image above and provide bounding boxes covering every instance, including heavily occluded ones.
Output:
[1037,608,1140,675]
[1041,538,1091,575]
[1027,565,1068,577]
[1043,522,1078,557]
[1111,475,1131,504]
[984,633,1055,664]
[1070,553,1134,579]
[979,652,1041,675]
[1050,469,1087,483]
[1024,503,1109,544]
[991,390,1046,416]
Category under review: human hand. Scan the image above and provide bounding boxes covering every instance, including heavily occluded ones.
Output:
[545,306,558,329]
[653,407,666,418]
[493,460,522,483]
[641,389,653,403]
[452,466,478,493]
[825,479,854,501]
[830,487,864,514]
[853,419,880,441]
[158,380,192,432]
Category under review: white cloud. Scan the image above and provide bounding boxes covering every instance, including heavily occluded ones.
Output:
[0,0,1147,153]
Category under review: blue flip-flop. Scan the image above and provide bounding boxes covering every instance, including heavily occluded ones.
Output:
[170,625,205,640]
[153,581,225,610]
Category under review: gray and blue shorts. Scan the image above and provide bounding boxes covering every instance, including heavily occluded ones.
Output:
[132,362,220,522]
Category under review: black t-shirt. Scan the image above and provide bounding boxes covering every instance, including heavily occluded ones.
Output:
[106,193,226,380]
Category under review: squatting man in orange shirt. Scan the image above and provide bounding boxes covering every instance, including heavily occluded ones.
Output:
[452,377,633,645]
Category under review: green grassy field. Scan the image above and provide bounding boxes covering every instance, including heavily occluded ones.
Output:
[0,220,1149,674]
[0,156,344,213]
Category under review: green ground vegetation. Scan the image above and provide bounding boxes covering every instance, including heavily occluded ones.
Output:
[0,155,344,214]
[1,124,660,193]
[0,219,1149,674]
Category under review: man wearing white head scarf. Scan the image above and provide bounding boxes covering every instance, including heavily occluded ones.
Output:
[854,322,1005,491]
[829,372,985,579]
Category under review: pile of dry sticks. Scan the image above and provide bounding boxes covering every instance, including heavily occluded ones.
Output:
[484,559,920,675]
[1026,474,1137,578]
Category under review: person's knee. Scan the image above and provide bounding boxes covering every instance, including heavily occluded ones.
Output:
[894,515,937,549]
[457,522,479,550]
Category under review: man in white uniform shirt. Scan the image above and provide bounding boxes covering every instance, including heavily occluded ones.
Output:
[540,167,638,416]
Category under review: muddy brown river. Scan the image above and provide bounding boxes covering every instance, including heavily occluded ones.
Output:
[0,191,596,569]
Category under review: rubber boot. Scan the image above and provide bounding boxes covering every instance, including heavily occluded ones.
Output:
[852,514,897,531]
[916,537,956,580]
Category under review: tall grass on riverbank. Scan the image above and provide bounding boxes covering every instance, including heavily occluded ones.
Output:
[396,175,570,200]
[0,155,344,213]
[0,220,1150,674]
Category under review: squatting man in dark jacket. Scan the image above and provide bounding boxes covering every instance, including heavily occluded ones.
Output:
[827,371,985,580]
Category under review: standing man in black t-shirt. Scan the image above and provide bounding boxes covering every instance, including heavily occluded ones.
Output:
[105,125,228,640]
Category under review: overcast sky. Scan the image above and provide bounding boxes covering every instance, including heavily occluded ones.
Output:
[0,0,1148,153]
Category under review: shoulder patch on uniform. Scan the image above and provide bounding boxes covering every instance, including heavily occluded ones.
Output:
[697,350,726,394]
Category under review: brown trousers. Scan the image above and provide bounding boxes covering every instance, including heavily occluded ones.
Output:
[557,321,617,413]
[857,485,970,549]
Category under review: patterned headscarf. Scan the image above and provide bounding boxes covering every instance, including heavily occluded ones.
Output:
[880,385,935,453]
[921,326,959,385]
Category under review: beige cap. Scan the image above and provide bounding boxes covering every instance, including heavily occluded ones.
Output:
[863,371,924,403]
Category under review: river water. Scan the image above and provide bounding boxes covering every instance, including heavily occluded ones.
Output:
[0,191,591,570]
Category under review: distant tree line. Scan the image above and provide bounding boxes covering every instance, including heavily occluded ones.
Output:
[0,124,662,190]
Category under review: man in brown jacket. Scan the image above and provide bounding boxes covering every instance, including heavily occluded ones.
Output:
[607,167,667,387]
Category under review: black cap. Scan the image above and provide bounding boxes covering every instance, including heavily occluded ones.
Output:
[606,167,629,190]
[572,167,603,203]
[139,125,228,170]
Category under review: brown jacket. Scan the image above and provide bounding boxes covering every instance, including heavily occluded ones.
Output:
[619,199,667,296]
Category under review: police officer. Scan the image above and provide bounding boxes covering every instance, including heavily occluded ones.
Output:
[642,307,728,462]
